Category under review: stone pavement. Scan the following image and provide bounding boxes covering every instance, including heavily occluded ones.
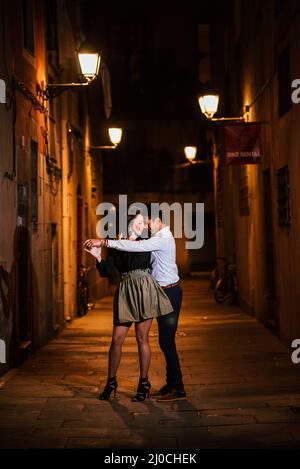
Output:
[0,275,300,449]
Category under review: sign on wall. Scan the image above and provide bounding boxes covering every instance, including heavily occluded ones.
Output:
[224,122,262,164]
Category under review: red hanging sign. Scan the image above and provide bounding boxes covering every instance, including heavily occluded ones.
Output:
[224,122,262,164]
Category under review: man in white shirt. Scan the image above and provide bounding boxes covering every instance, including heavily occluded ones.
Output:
[85,213,186,401]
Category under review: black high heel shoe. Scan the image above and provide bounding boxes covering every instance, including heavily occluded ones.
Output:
[131,377,151,402]
[99,377,118,400]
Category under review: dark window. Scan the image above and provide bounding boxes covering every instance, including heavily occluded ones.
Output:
[47,76,61,165]
[239,166,250,216]
[31,140,38,227]
[274,0,284,17]
[278,46,292,117]
[46,0,58,51]
[49,96,57,163]
[277,165,291,226]
[235,36,243,112]
[197,24,211,84]
[49,117,56,162]
[23,0,35,55]
[18,183,29,227]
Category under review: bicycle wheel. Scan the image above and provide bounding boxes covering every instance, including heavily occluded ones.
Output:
[214,277,228,303]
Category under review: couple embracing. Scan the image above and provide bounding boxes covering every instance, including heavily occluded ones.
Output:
[84,210,186,403]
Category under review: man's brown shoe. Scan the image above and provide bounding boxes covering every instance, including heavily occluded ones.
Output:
[156,389,187,402]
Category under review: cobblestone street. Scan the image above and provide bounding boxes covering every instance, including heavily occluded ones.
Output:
[0,276,300,449]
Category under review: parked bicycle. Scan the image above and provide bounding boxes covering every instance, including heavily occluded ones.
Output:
[214,256,238,304]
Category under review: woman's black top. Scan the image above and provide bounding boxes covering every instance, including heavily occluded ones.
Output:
[96,240,151,278]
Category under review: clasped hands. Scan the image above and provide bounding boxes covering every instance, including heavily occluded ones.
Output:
[83,239,108,262]
[84,239,108,250]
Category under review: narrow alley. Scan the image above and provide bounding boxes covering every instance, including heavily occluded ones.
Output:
[0,276,299,449]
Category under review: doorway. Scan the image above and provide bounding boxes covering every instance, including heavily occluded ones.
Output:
[50,223,60,332]
[15,183,33,365]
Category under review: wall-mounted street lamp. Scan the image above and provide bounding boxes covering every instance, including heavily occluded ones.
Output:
[89,127,123,150]
[174,146,212,168]
[108,128,122,146]
[184,146,197,163]
[198,95,219,120]
[37,51,101,100]
[78,53,101,81]
[198,94,249,121]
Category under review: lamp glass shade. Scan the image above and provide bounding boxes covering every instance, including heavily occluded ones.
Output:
[108,128,122,145]
[184,146,197,162]
[198,94,219,118]
[78,53,101,79]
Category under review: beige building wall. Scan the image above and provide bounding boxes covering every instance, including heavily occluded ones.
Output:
[0,11,15,374]
[58,10,107,319]
[0,0,106,374]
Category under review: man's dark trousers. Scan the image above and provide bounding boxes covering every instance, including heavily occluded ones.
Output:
[157,284,184,391]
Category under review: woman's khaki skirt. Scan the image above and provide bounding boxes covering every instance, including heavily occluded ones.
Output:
[113,268,173,325]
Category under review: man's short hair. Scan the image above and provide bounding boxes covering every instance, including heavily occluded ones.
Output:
[145,203,163,222]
